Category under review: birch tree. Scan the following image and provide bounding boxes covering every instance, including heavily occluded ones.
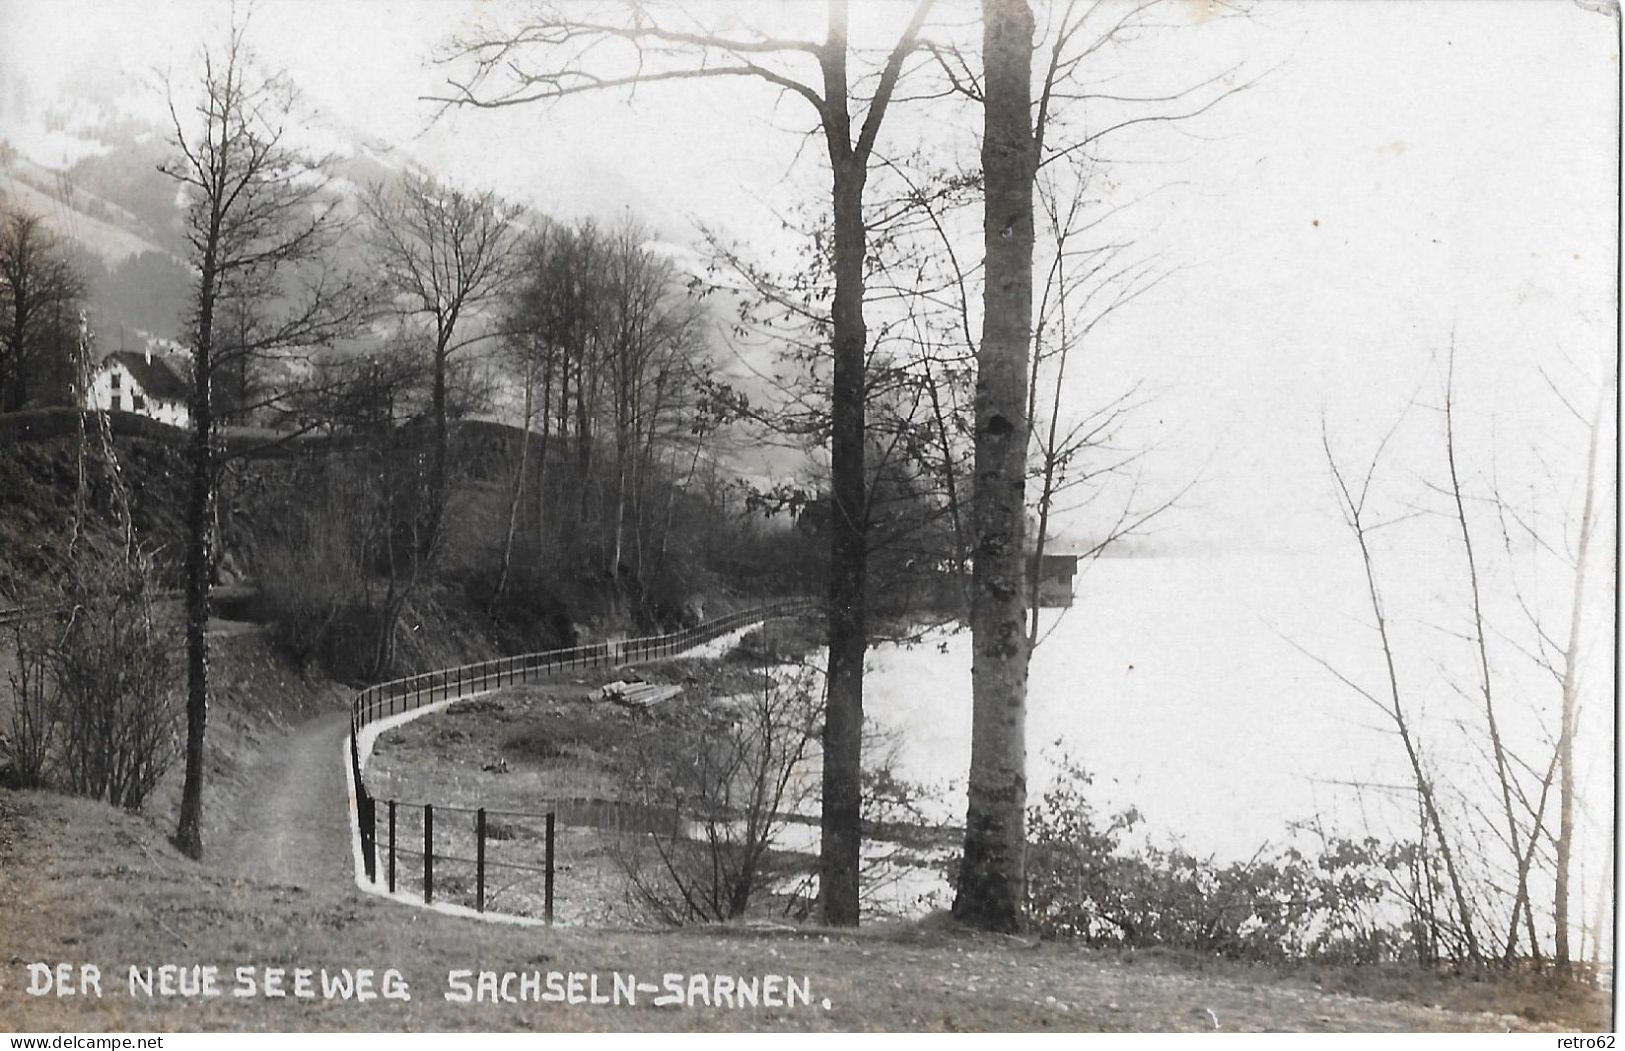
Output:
[944,0,1239,930]
[953,0,1036,933]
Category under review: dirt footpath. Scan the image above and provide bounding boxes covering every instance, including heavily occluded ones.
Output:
[216,710,355,890]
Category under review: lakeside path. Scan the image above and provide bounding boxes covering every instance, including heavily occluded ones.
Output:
[217,710,354,889]
[214,620,772,892]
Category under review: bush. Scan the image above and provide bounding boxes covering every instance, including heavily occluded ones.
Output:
[1024,753,1144,942]
[4,622,55,788]
[1020,753,1415,963]
[611,667,823,925]
[2,548,180,810]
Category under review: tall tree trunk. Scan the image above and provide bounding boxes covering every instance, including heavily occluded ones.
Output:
[553,347,571,543]
[817,0,868,927]
[430,335,450,552]
[612,363,629,579]
[556,346,571,448]
[576,352,593,522]
[953,0,1035,933]
[1555,380,1605,966]
[174,262,217,861]
[923,360,969,595]
[495,353,534,604]
[811,0,932,926]
[537,348,553,551]
[1589,846,1612,967]
[821,153,868,928]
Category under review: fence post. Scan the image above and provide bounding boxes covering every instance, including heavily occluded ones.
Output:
[352,729,376,884]
[545,811,556,925]
[388,800,397,894]
[424,803,434,904]
[476,808,487,913]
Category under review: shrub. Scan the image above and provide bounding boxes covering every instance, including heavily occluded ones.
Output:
[1020,753,1415,963]
[612,666,823,925]
[3,622,56,788]
[4,548,181,810]
[1024,753,1144,942]
[52,552,179,810]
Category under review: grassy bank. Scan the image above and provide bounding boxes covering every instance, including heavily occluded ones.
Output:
[5,787,1608,1032]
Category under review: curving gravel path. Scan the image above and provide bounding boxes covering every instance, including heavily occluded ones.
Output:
[217,709,356,889]
[215,606,810,895]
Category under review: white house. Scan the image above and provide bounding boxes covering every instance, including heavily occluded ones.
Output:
[86,349,192,429]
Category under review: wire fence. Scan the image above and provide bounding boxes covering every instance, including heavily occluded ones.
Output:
[348,599,820,921]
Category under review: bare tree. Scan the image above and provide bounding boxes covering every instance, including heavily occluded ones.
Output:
[1435,348,1614,966]
[499,221,602,557]
[435,0,937,925]
[161,16,358,858]
[363,171,522,550]
[599,219,701,583]
[690,212,978,618]
[0,203,85,411]
[1551,374,1609,967]
[1438,345,1540,959]
[1318,415,1482,962]
[496,219,710,599]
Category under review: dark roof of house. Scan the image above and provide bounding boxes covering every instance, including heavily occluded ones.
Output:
[105,351,190,403]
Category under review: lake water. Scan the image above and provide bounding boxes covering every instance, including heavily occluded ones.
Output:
[859,552,1615,889]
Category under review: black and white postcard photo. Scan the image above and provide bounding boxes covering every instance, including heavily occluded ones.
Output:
[0,0,1616,1037]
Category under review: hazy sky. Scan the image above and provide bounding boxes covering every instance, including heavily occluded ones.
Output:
[1,0,1617,552]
